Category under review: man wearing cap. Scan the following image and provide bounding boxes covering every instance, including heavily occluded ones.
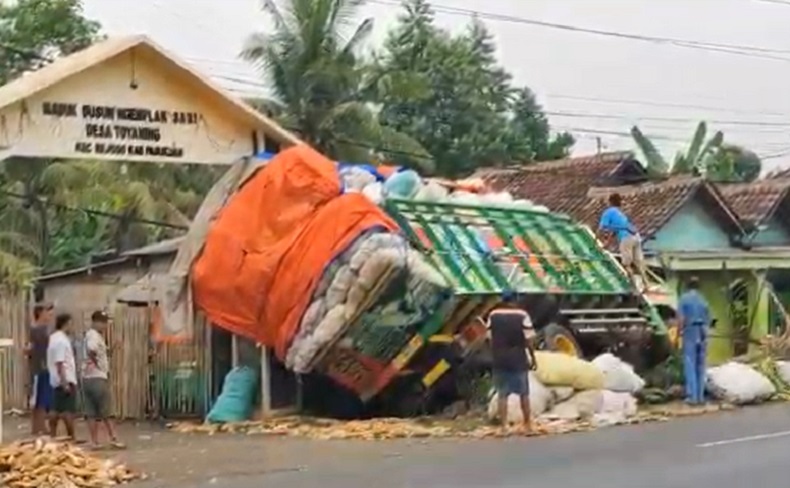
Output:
[83,310,124,449]
[677,276,711,405]
[26,302,54,435]
[486,295,537,432]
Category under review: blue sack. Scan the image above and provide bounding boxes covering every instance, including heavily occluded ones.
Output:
[206,366,259,424]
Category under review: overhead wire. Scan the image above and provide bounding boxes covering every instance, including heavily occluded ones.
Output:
[369,0,790,63]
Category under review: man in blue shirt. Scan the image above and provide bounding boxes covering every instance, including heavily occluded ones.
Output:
[677,276,711,405]
[599,193,647,288]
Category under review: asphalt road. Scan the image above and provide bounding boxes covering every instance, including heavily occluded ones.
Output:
[188,404,790,488]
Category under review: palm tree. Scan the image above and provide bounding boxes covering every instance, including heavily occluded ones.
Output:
[631,122,723,177]
[241,0,432,170]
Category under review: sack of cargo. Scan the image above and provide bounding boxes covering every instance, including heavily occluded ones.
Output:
[533,351,605,390]
[383,169,421,198]
[592,353,645,393]
[542,390,603,421]
[206,366,258,423]
[706,362,776,404]
[487,372,551,424]
[776,361,790,385]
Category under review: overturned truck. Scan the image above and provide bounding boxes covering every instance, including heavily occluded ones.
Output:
[175,146,671,416]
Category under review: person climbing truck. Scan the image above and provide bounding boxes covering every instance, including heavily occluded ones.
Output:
[486,295,537,432]
[598,193,648,289]
[677,276,710,405]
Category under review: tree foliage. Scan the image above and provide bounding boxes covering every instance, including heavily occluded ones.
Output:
[241,0,433,170]
[0,0,100,84]
[373,0,573,176]
[630,122,761,182]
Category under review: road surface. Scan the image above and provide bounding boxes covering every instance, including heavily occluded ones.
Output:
[147,404,790,488]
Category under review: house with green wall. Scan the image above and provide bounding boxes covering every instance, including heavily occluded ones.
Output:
[479,152,790,364]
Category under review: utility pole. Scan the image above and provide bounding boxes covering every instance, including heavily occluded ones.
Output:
[596,137,602,155]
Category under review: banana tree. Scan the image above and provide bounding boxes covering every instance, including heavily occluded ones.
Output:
[631,122,724,177]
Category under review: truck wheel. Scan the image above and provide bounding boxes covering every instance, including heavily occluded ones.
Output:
[542,324,583,358]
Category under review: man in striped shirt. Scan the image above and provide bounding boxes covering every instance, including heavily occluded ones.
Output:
[486,296,537,432]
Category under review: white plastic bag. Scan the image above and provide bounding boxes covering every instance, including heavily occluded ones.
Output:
[361,182,384,204]
[776,361,790,385]
[592,353,645,393]
[414,181,449,201]
[487,373,551,424]
[706,362,776,404]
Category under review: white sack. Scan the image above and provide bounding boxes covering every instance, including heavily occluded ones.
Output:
[706,362,776,404]
[599,390,638,416]
[776,361,790,385]
[288,305,349,373]
[325,265,355,309]
[542,390,604,421]
[487,373,551,424]
[550,387,575,403]
[406,249,446,287]
[340,167,377,192]
[414,181,449,201]
[362,182,384,204]
[592,353,645,393]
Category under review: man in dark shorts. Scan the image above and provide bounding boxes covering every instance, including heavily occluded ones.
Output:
[47,313,78,440]
[26,302,54,435]
[487,295,537,432]
[83,310,124,449]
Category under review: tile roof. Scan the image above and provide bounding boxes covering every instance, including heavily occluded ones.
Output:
[586,177,743,239]
[717,179,790,228]
[476,152,647,217]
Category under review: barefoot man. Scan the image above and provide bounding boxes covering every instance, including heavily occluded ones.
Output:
[83,310,124,449]
[487,294,537,432]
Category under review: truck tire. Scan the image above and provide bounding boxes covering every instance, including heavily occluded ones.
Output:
[542,323,583,358]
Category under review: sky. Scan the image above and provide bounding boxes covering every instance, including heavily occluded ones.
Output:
[81,0,790,171]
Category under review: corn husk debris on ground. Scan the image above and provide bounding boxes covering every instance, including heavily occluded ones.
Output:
[0,438,141,488]
[168,403,729,441]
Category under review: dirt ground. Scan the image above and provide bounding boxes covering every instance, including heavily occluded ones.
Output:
[2,415,359,487]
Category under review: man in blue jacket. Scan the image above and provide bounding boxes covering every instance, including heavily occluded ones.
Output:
[678,276,711,405]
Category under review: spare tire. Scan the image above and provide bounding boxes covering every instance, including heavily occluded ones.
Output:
[542,323,583,358]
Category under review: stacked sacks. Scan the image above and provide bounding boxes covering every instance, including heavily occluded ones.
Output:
[338,165,550,212]
[286,229,447,373]
[487,351,645,425]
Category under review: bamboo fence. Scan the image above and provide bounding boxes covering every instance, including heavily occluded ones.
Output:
[0,291,29,410]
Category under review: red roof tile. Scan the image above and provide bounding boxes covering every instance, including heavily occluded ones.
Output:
[476,152,647,217]
[717,180,790,228]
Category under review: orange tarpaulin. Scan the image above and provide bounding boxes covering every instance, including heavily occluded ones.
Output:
[191,145,399,359]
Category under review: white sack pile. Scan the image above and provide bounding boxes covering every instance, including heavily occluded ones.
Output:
[285,230,447,373]
[487,351,644,425]
[339,167,550,212]
[706,362,776,405]
[592,353,646,393]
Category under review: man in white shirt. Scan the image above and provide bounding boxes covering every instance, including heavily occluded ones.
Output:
[83,311,124,449]
[47,313,78,440]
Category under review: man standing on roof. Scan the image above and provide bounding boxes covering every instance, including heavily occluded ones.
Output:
[678,277,710,405]
[598,193,648,288]
[486,294,537,432]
